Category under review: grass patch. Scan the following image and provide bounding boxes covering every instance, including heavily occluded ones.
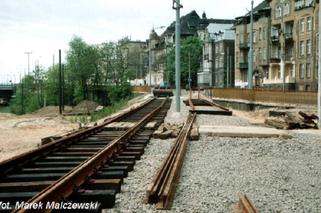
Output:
[90,93,143,122]
[0,106,10,113]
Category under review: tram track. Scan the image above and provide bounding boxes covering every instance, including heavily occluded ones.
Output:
[0,97,171,212]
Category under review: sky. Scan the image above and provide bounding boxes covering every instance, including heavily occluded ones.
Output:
[0,0,261,83]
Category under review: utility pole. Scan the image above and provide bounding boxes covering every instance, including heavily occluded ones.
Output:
[149,31,152,89]
[248,0,254,89]
[25,52,32,75]
[317,3,321,128]
[58,49,62,115]
[280,0,285,92]
[227,47,230,88]
[173,0,183,112]
[62,64,65,111]
[188,52,191,89]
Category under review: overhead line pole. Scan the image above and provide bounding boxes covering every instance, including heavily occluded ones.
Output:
[248,0,254,89]
[58,49,62,115]
[317,3,321,128]
[173,0,183,112]
[25,51,32,75]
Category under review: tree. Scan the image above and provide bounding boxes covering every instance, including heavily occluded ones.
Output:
[66,36,100,102]
[166,36,202,87]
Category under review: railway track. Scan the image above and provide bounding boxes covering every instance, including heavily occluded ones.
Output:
[0,98,171,212]
[146,112,196,209]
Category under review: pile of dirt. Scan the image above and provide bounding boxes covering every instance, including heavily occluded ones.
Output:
[33,106,72,117]
[72,100,100,114]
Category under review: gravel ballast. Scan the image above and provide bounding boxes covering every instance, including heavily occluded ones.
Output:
[107,138,175,213]
[172,133,321,212]
[107,96,321,212]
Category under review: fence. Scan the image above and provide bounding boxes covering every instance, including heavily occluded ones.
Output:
[130,86,150,93]
[211,88,317,105]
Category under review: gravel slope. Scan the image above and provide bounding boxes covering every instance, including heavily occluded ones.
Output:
[172,134,321,212]
[107,97,321,212]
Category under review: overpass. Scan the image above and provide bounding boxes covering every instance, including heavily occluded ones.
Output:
[0,84,15,104]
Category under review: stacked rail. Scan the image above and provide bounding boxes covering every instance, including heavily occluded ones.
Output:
[0,98,171,212]
[146,112,196,209]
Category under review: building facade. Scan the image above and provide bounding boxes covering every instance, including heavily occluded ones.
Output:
[234,0,319,91]
[265,0,319,91]
[234,0,271,88]
[198,25,235,88]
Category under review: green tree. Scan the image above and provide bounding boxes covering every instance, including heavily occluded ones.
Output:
[66,36,100,102]
[166,36,202,87]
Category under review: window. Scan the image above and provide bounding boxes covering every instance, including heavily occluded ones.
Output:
[259,48,262,61]
[300,18,305,33]
[300,64,305,79]
[283,3,290,15]
[263,27,266,40]
[307,17,312,31]
[253,32,256,43]
[306,63,311,78]
[263,48,267,60]
[307,39,311,55]
[275,6,282,18]
[306,0,313,6]
[259,28,262,41]
[300,41,305,56]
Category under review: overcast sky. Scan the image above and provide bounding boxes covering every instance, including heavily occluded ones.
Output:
[0,0,260,83]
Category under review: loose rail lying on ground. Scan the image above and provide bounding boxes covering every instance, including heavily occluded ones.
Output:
[146,112,196,209]
[233,193,259,213]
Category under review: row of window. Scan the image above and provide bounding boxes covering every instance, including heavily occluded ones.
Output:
[299,16,313,33]
[275,0,314,18]
[299,63,313,79]
[300,39,312,56]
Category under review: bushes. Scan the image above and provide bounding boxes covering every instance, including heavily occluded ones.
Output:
[108,84,131,103]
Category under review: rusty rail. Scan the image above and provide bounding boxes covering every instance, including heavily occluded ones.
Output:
[233,193,259,213]
[146,112,196,209]
[0,97,155,176]
[15,98,168,213]
[199,93,231,113]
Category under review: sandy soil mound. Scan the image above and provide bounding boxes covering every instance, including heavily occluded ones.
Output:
[33,106,73,116]
[72,100,100,114]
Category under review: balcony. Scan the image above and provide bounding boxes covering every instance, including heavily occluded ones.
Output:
[239,42,249,50]
[263,76,295,84]
[270,56,281,63]
[284,32,293,41]
[239,62,248,69]
[271,35,279,43]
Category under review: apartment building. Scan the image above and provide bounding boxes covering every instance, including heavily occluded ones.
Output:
[235,0,319,91]
[198,21,235,88]
[234,0,271,88]
[264,0,319,91]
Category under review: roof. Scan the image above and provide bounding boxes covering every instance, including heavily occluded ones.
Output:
[234,0,270,25]
[163,10,234,37]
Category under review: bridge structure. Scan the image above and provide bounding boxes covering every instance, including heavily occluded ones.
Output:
[0,84,16,104]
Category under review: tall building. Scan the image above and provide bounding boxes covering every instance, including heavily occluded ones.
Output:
[265,0,319,91]
[147,10,229,86]
[234,0,319,91]
[198,21,235,88]
[234,0,271,88]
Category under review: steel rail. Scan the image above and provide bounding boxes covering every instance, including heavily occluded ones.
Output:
[199,93,231,112]
[146,112,196,209]
[233,193,259,213]
[15,98,168,213]
[0,97,155,176]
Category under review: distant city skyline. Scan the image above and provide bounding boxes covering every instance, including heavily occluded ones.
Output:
[0,0,261,82]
